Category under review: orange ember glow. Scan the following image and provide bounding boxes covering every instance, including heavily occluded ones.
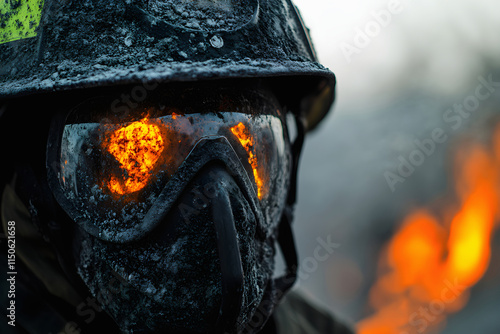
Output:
[230,122,264,200]
[358,125,500,334]
[104,118,164,195]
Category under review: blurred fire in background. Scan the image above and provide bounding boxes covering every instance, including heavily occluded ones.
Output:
[290,0,500,333]
[358,124,500,334]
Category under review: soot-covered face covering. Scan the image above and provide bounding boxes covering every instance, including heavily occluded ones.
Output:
[46,84,293,333]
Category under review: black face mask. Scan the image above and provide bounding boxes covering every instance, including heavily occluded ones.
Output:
[75,161,275,333]
[45,84,301,333]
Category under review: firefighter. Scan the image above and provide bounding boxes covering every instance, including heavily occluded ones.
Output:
[0,0,352,333]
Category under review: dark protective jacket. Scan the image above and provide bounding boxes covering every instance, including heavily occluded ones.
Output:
[1,182,354,334]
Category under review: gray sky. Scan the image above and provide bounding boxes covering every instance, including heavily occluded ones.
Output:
[294,0,500,111]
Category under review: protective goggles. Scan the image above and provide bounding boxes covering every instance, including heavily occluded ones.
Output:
[47,87,291,242]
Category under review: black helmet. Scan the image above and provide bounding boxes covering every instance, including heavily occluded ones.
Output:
[0,0,335,130]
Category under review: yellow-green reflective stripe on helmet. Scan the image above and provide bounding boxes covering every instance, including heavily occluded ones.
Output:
[0,0,44,44]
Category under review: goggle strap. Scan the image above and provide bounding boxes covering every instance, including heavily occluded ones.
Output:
[287,115,306,206]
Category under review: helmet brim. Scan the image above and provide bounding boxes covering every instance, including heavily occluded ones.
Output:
[1,58,335,131]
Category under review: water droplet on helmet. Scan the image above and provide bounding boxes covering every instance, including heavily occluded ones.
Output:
[124,36,133,47]
[210,35,223,49]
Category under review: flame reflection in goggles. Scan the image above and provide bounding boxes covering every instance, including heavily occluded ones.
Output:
[230,122,264,200]
[101,118,265,199]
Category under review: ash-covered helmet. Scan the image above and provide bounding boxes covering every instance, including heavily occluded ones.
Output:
[0,0,335,131]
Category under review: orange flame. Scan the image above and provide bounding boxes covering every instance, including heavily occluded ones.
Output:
[104,118,164,195]
[358,126,500,334]
[230,122,265,200]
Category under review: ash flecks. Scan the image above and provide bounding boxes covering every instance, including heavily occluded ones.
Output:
[77,226,222,332]
[147,0,255,32]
